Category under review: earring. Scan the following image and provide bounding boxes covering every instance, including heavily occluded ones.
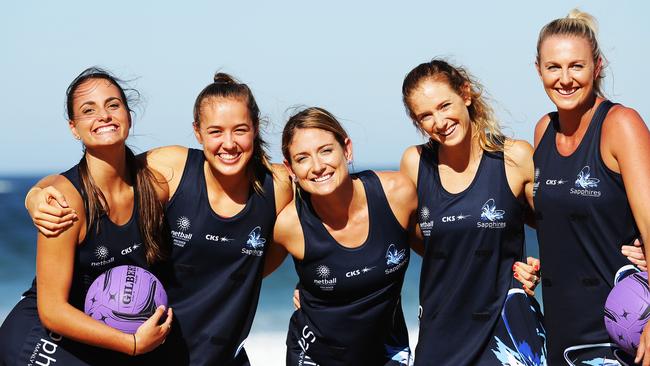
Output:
[291,176,298,183]
[74,135,81,140]
[347,159,353,165]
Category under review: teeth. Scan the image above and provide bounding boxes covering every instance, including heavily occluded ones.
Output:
[218,153,240,161]
[313,174,332,182]
[95,126,117,134]
[557,88,577,95]
[438,124,457,137]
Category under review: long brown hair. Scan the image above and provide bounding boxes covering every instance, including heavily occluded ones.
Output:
[66,67,167,264]
[192,72,273,194]
[402,59,505,153]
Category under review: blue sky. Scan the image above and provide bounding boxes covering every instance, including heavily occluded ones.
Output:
[1,1,648,174]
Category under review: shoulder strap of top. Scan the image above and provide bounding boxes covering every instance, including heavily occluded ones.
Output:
[167,149,204,207]
[417,142,438,189]
[61,164,84,199]
[589,100,616,146]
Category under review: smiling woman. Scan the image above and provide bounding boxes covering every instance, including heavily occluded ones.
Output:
[274,107,418,366]
[531,9,650,365]
[399,59,546,366]
[0,68,173,366]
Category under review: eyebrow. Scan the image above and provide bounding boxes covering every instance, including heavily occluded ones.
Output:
[78,97,122,111]
[292,143,334,159]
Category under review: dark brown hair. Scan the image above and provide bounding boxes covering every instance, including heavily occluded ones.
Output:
[192,72,272,194]
[66,67,167,264]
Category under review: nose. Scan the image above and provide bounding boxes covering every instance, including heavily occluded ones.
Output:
[97,107,112,122]
[312,156,326,174]
[222,132,236,149]
[560,69,572,86]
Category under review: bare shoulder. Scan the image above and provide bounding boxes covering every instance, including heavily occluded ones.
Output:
[374,170,417,204]
[274,199,301,245]
[604,105,647,138]
[52,175,84,212]
[503,138,534,167]
[399,145,422,185]
[143,145,189,176]
[271,163,292,190]
[270,163,293,213]
[533,114,552,148]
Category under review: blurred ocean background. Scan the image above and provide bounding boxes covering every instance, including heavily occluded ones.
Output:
[0,173,541,364]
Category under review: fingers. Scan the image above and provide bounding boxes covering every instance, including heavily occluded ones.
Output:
[161,308,173,334]
[526,256,540,271]
[145,305,166,325]
[622,244,648,270]
[637,323,650,365]
[293,289,300,310]
[513,261,540,293]
[43,186,69,208]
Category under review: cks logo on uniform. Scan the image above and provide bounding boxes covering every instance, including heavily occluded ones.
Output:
[571,166,601,197]
[419,206,434,237]
[171,216,193,247]
[477,199,506,229]
[241,226,266,256]
[91,245,115,267]
[314,265,337,291]
[385,244,407,274]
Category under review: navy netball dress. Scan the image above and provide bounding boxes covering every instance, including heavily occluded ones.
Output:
[163,148,276,366]
[0,165,156,366]
[286,171,411,366]
[534,100,638,365]
[415,143,546,366]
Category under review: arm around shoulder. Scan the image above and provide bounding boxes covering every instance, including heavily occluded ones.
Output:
[271,163,294,215]
[273,201,304,260]
[604,107,650,249]
[533,115,551,149]
[399,145,421,186]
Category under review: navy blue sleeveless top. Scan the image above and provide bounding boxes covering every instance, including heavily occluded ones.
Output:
[415,143,527,365]
[534,100,639,363]
[164,148,276,365]
[24,165,150,308]
[290,170,411,366]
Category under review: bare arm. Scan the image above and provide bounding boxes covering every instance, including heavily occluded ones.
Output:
[399,146,425,256]
[598,106,650,364]
[262,164,295,277]
[35,177,172,355]
[26,146,188,237]
[25,174,78,236]
[375,170,422,256]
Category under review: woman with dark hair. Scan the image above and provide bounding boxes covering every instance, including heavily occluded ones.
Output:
[400,59,547,365]
[275,107,416,366]
[530,9,650,365]
[0,68,173,365]
[23,72,293,365]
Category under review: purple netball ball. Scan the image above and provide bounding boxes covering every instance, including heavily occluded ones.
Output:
[604,271,650,355]
[84,265,167,334]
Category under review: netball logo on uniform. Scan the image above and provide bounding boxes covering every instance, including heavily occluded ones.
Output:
[477,199,506,229]
[419,206,434,237]
[313,265,337,291]
[385,244,407,274]
[241,226,266,256]
[171,215,193,247]
[91,245,115,267]
[570,166,601,197]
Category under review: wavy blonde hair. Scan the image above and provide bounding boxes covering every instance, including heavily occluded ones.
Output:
[536,9,606,98]
[402,59,505,153]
